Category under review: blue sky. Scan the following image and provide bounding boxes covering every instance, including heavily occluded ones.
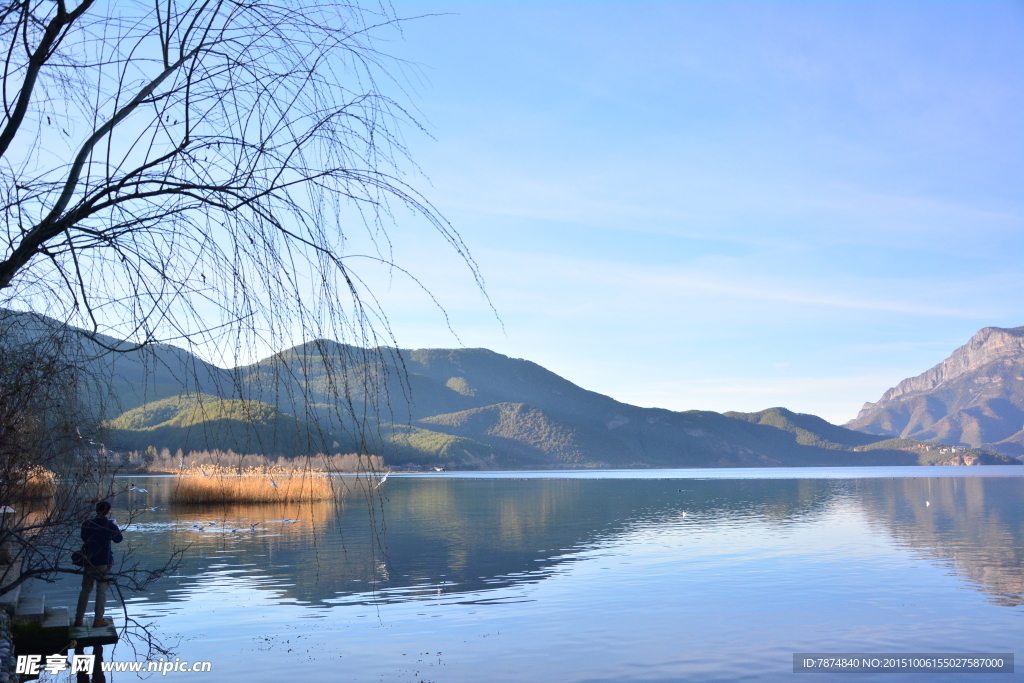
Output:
[348,1,1024,423]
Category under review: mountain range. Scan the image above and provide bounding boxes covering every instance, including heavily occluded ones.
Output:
[848,326,1024,457]
[2,309,1019,469]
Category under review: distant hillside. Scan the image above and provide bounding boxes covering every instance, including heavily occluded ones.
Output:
[724,407,880,450]
[103,392,502,466]
[8,309,1019,469]
[0,308,233,417]
[419,402,641,467]
[848,326,1024,457]
[104,394,334,455]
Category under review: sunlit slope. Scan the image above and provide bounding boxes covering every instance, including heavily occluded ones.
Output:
[104,394,335,455]
[848,326,1024,456]
[104,392,499,465]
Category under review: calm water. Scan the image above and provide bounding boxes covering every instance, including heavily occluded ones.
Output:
[34,467,1023,682]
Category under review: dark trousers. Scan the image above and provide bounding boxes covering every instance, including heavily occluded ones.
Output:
[75,564,112,623]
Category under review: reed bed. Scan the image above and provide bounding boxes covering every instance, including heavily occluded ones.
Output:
[18,466,56,499]
[146,448,382,473]
[171,465,335,504]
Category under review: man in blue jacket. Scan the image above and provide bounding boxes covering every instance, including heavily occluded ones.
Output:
[74,501,123,628]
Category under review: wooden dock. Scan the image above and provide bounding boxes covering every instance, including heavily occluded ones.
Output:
[68,621,119,648]
[7,592,118,656]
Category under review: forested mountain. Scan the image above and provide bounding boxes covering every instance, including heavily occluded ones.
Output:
[4,309,1017,468]
[847,326,1024,456]
[104,394,329,455]
[102,342,1018,468]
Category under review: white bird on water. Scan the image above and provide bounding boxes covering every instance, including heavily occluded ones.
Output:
[146,506,160,512]
[374,472,390,490]
[129,486,148,493]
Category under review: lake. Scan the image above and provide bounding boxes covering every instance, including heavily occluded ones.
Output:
[34,467,1023,682]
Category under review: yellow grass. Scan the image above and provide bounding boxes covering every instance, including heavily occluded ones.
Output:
[19,466,56,499]
[171,465,335,504]
[147,450,383,474]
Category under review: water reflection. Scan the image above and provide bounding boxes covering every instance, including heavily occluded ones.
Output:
[77,477,847,606]
[40,474,1024,613]
[359,478,851,603]
[855,476,1024,606]
[75,645,106,683]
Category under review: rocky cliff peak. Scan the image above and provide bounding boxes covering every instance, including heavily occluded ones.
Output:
[848,325,1024,456]
[857,326,1024,417]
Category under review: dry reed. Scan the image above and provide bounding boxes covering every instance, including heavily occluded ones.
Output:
[18,466,56,499]
[171,465,335,504]
[147,449,382,474]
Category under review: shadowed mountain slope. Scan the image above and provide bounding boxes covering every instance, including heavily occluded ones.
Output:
[0,308,234,416]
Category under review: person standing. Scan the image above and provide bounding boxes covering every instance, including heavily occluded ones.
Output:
[74,501,123,628]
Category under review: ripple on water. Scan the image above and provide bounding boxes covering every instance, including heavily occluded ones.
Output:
[30,472,1024,682]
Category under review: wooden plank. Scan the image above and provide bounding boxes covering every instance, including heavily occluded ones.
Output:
[42,606,69,631]
[0,583,20,614]
[0,560,22,614]
[15,594,44,624]
[68,622,119,647]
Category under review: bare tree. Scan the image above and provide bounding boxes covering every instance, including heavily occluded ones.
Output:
[0,0,487,480]
[0,0,479,656]
[0,315,184,657]
[0,0,479,371]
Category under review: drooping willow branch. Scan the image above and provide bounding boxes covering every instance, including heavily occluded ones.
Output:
[0,1,487,356]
